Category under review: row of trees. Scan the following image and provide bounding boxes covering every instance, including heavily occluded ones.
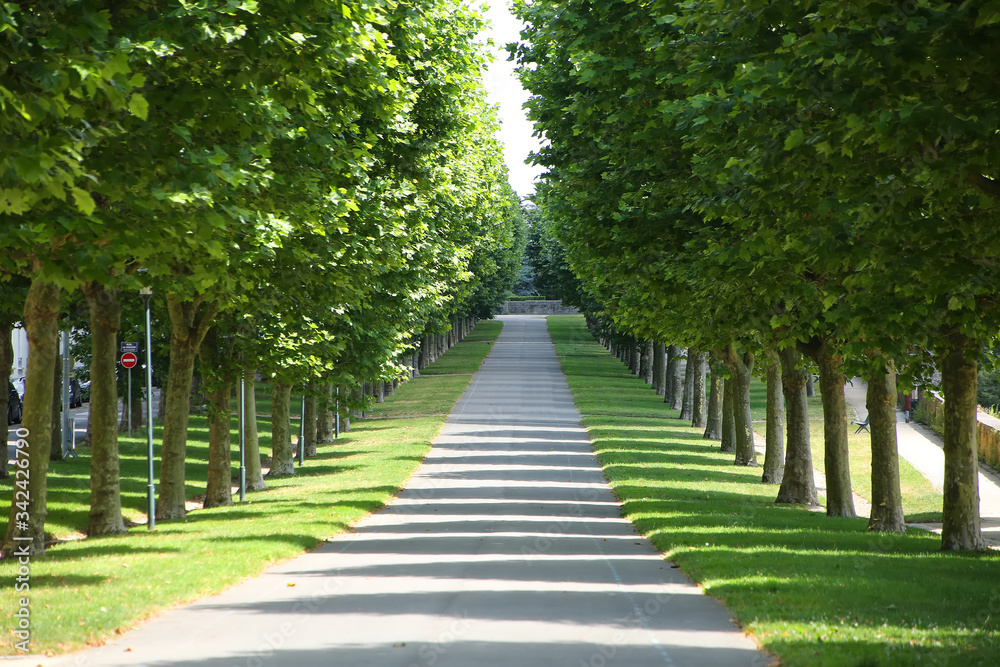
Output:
[514,0,1000,550]
[1,1,525,556]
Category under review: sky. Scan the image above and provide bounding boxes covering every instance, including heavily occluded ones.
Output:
[477,2,546,200]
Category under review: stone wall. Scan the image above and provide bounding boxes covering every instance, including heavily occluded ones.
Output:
[916,392,1000,469]
[502,300,580,315]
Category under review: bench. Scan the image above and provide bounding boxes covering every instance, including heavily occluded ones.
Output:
[851,415,869,433]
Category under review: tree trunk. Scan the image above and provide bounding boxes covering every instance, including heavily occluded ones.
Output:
[82,282,127,536]
[762,351,785,484]
[316,382,334,444]
[50,351,63,461]
[802,338,855,517]
[119,371,143,432]
[653,343,666,396]
[242,368,266,491]
[703,368,722,440]
[691,351,707,428]
[3,279,61,557]
[375,381,385,404]
[0,319,11,479]
[939,328,985,550]
[667,345,683,409]
[867,360,905,533]
[157,294,218,521]
[336,383,351,433]
[680,349,695,421]
[720,345,757,466]
[267,381,296,477]
[203,378,233,509]
[721,375,736,453]
[303,393,317,457]
[806,373,815,398]
[641,340,654,385]
[776,347,817,505]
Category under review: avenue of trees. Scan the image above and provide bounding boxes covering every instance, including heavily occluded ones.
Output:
[1,1,525,556]
[514,0,1000,551]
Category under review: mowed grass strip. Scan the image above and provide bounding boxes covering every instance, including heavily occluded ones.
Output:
[547,314,1000,667]
[0,320,502,655]
[418,321,503,375]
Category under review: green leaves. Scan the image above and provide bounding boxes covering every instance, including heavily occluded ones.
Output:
[784,128,805,150]
[127,94,148,120]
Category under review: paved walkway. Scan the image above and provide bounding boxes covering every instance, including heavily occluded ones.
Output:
[843,379,1000,544]
[19,316,766,667]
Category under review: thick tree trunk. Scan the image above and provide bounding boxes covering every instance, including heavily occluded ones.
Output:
[375,381,385,404]
[667,345,683,409]
[691,351,707,428]
[721,375,736,453]
[303,393,317,457]
[641,340,654,385]
[157,294,217,521]
[721,346,757,466]
[336,383,351,433]
[867,361,905,533]
[50,351,63,461]
[0,319,11,479]
[680,349,695,421]
[762,351,785,484]
[806,373,815,398]
[3,280,61,557]
[119,374,143,432]
[628,338,639,374]
[776,347,817,505]
[939,329,985,550]
[653,343,666,396]
[802,338,855,517]
[267,382,296,477]
[316,382,334,444]
[703,369,722,440]
[82,282,127,536]
[242,369,266,491]
[204,379,233,509]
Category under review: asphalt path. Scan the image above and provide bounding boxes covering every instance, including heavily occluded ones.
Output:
[12,316,767,666]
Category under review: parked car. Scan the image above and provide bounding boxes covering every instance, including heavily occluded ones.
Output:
[7,381,23,425]
[69,378,83,408]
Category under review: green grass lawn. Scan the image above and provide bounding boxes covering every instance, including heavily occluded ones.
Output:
[547,314,1000,667]
[0,320,502,656]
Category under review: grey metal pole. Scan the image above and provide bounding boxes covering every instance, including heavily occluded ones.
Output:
[298,393,305,466]
[127,367,132,437]
[335,385,340,439]
[239,376,246,502]
[141,288,156,530]
[62,330,71,456]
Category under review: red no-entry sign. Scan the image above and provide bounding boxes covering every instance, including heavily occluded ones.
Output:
[121,352,138,369]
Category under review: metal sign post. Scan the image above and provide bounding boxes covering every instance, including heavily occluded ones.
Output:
[121,350,138,437]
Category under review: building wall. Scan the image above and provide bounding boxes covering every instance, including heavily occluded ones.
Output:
[10,327,28,380]
[502,300,581,315]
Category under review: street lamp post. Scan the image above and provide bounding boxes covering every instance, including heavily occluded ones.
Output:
[238,375,246,502]
[298,393,305,466]
[139,286,156,530]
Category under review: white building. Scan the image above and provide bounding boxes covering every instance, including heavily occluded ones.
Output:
[11,326,28,382]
